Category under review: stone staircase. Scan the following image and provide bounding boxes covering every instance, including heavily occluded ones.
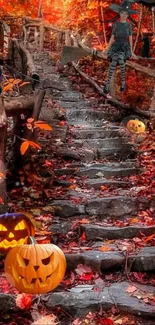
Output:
[35,52,155,322]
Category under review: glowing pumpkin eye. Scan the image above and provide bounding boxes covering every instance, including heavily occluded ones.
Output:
[0,224,7,231]
[14,220,26,230]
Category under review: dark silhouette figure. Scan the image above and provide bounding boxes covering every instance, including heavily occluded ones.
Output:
[141,36,151,57]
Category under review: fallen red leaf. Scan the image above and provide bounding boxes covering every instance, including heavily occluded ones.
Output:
[80,231,86,241]
[16,293,33,310]
[144,233,155,243]
[59,121,66,126]
[79,272,93,281]
[126,285,137,293]
[98,317,114,325]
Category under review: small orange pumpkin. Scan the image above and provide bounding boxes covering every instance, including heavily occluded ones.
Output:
[127,119,146,134]
[4,236,66,294]
[0,213,35,252]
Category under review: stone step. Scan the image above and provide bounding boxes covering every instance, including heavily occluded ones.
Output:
[98,146,135,159]
[65,246,155,273]
[52,90,83,101]
[76,162,139,178]
[55,100,91,110]
[54,178,129,189]
[66,109,114,122]
[71,127,125,139]
[51,195,149,218]
[67,137,132,149]
[84,178,129,189]
[85,196,138,217]
[81,224,155,240]
[55,147,96,162]
[56,145,135,162]
[38,125,68,142]
[43,281,155,318]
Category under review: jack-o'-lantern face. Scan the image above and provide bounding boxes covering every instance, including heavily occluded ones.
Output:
[127,119,146,134]
[4,237,66,294]
[0,213,35,252]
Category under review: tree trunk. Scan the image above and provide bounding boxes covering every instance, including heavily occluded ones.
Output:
[0,96,8,213]
[149,86,155,111]
[5,95,34,116]
[39,23,44,52]
[12,39,40,83]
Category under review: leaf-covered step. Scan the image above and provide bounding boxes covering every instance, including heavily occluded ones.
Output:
[65,137,133,149]
[56,100,91,109]
[84,178,129,189]
[43,282,155,318]
[81,224,155,240]
[65,247,155,272]
[83,137,132,148]
[51,195,149,218]
[97,146,134,159]
[85,197,143,217]
[76,162,139,177]
[55,145,135,162]
[52,90,83,101]
[71,127,123,139]
[55,146,97,162]
[66,108,114,122]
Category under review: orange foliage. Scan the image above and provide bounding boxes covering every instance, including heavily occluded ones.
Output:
[20,140,41,155]
[2,78,30,93]
[0,0,146,39]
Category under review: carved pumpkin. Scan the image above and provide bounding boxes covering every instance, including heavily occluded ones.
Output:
[0,213,35,252]
[127,119,146,134]
[4,236,66,294]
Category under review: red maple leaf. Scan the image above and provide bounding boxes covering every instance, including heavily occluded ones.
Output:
[16,293,33,310]
[79,273,93,281]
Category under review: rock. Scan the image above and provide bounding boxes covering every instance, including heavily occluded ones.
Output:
[81,224,155,240]
[43,282,155,318]
[85,179,129,189]
[131,247,155,271]
[56,148,80,160]
[54,167,78,176]
[86,137,130,148]
[56,100,91,109]
[71,128,121,139]
[66,251,124,272]
[0,294,16,312]
[53,179,74,187]
[66,109,111,123]
[51,200,84,217]
[85,197,137,217]
[56,147,96,162]
[50,221,72,234]
[53,91,82,101]
[77,163,138,178]
[42,79,67,90]
[66,247,155,273]
[98,145,135,159]
[52,125,68,141]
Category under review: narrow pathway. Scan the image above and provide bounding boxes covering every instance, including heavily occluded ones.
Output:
[35,52,155,323]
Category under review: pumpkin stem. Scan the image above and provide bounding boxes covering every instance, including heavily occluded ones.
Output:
[28,236,37,244]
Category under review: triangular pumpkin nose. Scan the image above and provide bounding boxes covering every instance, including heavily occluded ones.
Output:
[8,232,14,238]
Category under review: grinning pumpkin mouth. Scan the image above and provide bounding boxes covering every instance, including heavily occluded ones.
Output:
[12,264,59,288]
[0,238,26,248]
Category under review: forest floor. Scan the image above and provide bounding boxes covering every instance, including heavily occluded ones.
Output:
[0,50,154,325]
